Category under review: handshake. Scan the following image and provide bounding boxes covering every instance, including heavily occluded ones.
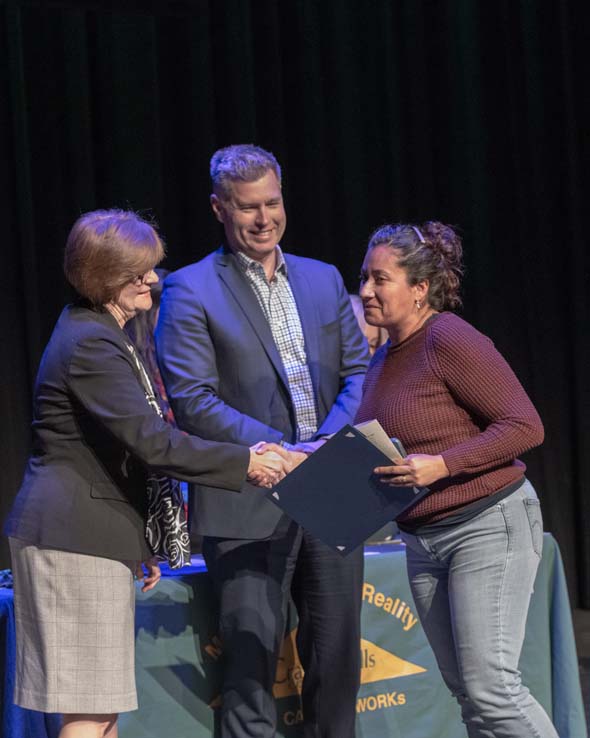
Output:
[246,440,326,488]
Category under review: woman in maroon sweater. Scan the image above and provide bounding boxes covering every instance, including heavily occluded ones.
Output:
[356,222,558,738]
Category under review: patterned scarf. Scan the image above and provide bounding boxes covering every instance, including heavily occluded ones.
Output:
[126,342,191,568]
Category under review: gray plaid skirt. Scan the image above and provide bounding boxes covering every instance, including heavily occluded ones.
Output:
[9,538,138,714]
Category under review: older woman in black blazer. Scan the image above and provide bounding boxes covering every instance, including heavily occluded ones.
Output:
[3,210,291,738]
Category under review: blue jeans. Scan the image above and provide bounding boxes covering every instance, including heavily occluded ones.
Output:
[400,481,559,738]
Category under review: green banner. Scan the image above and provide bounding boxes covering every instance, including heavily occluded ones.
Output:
[123,534,585,738]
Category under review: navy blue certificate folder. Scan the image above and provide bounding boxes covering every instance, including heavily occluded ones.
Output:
[267,424,429,555]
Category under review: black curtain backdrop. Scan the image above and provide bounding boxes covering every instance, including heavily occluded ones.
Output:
[1,0,589,604]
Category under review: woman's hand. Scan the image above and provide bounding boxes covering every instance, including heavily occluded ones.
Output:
[135,557,161,592]
[247,443,294,488]
[374,454,450,488]
[255,442,308,469]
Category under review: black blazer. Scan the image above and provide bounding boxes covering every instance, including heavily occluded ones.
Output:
[4,304,250,561]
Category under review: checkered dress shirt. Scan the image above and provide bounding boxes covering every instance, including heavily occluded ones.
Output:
[235,247,318,443]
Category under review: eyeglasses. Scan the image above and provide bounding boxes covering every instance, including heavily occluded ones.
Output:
[131,269,156,287]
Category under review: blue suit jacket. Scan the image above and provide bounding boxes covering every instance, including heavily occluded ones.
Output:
[156,246,369,539]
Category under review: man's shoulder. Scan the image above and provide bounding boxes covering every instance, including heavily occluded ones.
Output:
[168,249,340,282]
[169,247,224,282]
[283,252,339,276]
[284,252,334,269]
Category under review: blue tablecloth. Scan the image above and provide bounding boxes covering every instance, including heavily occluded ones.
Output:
[1,534,586,738]
[0,590,61,738]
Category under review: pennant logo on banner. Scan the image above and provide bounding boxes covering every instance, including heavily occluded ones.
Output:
[274,628,304,698]
[272,630,426,698]
[359,638,426,684]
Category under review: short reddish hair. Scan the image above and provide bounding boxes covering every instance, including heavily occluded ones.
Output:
[64,209,165,307]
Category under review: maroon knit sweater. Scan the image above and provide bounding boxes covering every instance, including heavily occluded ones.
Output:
[355,312,544,525]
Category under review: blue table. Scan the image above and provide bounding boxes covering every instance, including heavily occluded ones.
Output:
[1,534,586,738]
[0,589,61,738]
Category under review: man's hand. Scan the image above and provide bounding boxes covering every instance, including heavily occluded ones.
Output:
[256,442,308,469]
[247,443,294,488]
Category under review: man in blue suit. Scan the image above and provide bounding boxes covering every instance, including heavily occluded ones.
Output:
[156,145,369,738]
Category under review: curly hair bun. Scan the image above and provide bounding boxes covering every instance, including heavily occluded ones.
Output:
[417,222,463,311]
[421,222,463,268]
